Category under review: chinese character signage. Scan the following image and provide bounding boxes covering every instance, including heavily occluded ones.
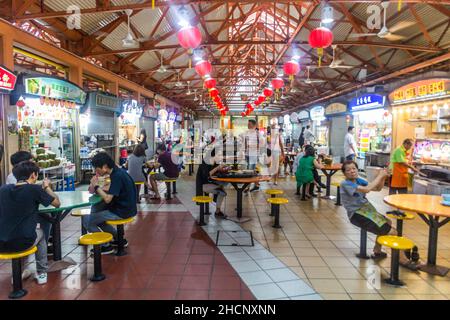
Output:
[325,103,347,115]
[0,65,17,92]
[83,91,120,113]
[349,94,386,111]
[24,76,87,104]
[298,110,310,120]
[389,79,450,104]
[122,99,143,116]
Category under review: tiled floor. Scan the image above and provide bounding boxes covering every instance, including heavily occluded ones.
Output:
[0,208,254,300]
[175,168,450,300]
[1,169,449,300]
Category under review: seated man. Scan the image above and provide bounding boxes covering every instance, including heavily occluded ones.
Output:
[84,152,137,254]
[148,144,180,200]
[0,161,60,284]
[6,151,33,184]
[340,160,419,261]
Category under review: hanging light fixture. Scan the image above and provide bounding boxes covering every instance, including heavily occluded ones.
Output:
[321,1,334,24]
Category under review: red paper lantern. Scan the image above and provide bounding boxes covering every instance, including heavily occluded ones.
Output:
[209,88,219,97]
[177,26,202,49]
[245,108,251,115]
[254,99,261,106]
[308,27,333,66]
[283,60,300,84]
[241,111,247,117]
[16,99,25,108]
[263,88,273,98]
[257,95,266,104]
[220,110,226,116]
[204,78,216,89]
[271,78,284,90]
[195,60,212,77]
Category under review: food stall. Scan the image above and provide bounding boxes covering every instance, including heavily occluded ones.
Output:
[349,93,391,169]
[390,78,450,147]
[9,74,86,182]
[0,65,18,183]
[79,91,120,181]
[118,99,142,164]
[140,100,158,157]
[325,102,349,161]
[309,106,329,155]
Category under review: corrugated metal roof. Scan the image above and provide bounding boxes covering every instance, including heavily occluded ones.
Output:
[133,51,159,70]
[101,22,139,50]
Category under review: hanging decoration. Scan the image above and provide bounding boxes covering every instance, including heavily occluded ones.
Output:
[209,88,219,98]
[263,88,273,102]
[177,26,202,68]
[195,60,212,78]
[271,78,285,101]
[308,27,333,67]
[204,77,216,89]
[283,60,300,86]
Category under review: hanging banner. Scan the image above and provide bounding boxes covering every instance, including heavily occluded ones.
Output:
[349,94,386,112]
[389,78,450,104]
[310,106,325,121]
[82,91,120,113]
[298,110,310,120]
[325,102,347,115]
[0,65,17,92]
[24,76,87,104]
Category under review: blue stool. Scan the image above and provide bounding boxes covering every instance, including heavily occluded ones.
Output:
[64,176,75,191]
[55,181,64,191]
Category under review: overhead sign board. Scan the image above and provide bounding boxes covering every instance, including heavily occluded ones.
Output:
[349,94,386,112]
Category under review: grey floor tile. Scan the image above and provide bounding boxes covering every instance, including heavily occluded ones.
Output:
[265,268,299,282]
[247,249,276,260]
[255,258,286,270]
[239,271,273,286]
[223,251,252,262]
[249,283,288,300]
[290,294,323,300]
[230,260,262,273]
[278,280,316,297]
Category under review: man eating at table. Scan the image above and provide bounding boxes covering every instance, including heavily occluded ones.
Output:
[0,161,60,284]
[84,152,137,254]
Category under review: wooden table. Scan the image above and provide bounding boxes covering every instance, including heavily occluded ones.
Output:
[384,194,450,276]
[39,191,102,261]
[321,163,343,199]
[211,175,271,223]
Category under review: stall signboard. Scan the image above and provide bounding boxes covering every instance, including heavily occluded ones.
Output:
[325,102,347,115]
[310,106,325,121]
[389,78,450,104]
[176,114,182,122]
[168,112,176,122]
[158,109,168,121]
[83,91,120,113]
[0,65,17,92]
[349,94,386,112]
[142,103,158,119]
[24,76,87,104]
[298,110,310,121]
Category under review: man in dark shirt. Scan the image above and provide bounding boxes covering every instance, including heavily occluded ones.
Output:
[0,161,60,284]
[83,152,137,254]
[149,144,180,200]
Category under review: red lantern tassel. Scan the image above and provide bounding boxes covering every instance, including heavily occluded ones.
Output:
[317,48,323,67]
[152,0,155,9]
[398,0,402,11]
[289,75,294,87]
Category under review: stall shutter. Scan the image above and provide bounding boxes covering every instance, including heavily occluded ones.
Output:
[330,116,347,160]
[88,108,115,135]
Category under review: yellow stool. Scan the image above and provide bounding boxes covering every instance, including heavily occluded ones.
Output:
[265,189,284,198]
[106,217,134,256]
[0,246,37,299]
[192,196,213,226]
[377,235,415,286]
[71,208,90,235]
[79,232,113,281]
[386,211,415,236]
[331,181,343,206]
[267,198,288,229]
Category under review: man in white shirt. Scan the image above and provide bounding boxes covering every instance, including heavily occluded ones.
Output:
[303,125,315,145]
[344,126,357,161]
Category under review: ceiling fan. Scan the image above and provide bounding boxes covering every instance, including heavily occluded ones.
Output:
[349,1,415,41]
[186,81,192,95]
[329,45,356,69]
[302,66,326,84]
[156,51,170,73]
[175,72,184,87]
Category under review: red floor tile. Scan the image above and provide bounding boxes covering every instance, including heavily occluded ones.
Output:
[210,276,241,290]
[141,289,177,300]
[179,275,210,290]
[76,288,113,300]
[111,289,145,300]
[148,275,181,289]
[157,264,186,275]
[183,264,213,276]
[209,290,242,300]
[46,288,83,300]
[176,290,209,300]
[188,254,214,264]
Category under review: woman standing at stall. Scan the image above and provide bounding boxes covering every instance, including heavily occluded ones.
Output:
[137,129,148,150]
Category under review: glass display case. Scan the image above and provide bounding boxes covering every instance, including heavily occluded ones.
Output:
[413,138,450,166]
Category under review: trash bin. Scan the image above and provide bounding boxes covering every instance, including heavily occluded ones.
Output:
[365,166,382,183]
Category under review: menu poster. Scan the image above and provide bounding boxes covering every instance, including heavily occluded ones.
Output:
[413,139,450,164]
[414,127,425,139]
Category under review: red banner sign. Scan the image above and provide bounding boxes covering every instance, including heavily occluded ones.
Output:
[0,66,17,92]
[389,78,450,104]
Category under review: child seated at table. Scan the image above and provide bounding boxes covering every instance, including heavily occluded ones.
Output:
[340,160,419,261]
[0,161,60,284]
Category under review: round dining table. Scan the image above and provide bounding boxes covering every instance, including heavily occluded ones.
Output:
[320,163,343,199]
[384,194,450,276]
[39,191,102,261]
[211,175,271,223]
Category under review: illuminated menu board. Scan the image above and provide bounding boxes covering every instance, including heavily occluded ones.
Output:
[389,79,450,104]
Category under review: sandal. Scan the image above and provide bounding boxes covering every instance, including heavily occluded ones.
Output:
[215,211,227,219]
[371,252,387,259]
